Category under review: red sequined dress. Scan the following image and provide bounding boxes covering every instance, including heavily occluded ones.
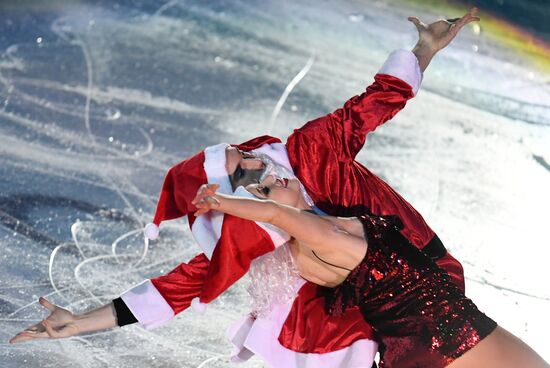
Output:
[322,213,497,367]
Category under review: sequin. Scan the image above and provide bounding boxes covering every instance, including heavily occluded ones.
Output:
[322,213,497,368]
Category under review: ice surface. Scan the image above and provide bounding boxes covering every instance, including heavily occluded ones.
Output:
[1,0,549,366]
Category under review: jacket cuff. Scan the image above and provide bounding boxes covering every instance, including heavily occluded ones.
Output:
[378,49,423,96]
[120,279,175,330]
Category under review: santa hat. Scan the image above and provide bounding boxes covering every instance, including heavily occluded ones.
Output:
[144,139,290,313]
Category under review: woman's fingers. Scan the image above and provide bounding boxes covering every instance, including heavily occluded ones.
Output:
[465,16,481,25]
[10,332,41,344]
[197,196,219,208]
[9,298,77,344]
[451,11,480,35]
[42,319,63,339]
[192,183,220,206]
[10,320,77,342]
[407,16,420,25]
[203,183,219,197]
[438,7,480,43]
[39,297,56,312]
[195,202,213,216]
[9,328,48,344]
[193,182,221,215]
[192,184,207,204]
[460,7,480,25]
[407,16,426,32]
[410,7,480,37]
[8,320,45,344]
[206,196,220,207]
[191,186,207,205]
[23,324,43,333]
[193,193,208,206]
[194,194,220,216]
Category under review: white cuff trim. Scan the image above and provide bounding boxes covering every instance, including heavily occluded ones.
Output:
[120,279,175,330]
[378,49,423,96]
[191,297,207,314]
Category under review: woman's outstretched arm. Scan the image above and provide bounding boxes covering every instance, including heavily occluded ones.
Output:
[9,297,118,344]
[192,184,365,255]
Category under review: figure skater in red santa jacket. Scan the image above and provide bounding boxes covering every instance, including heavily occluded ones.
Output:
[10,7,502,368]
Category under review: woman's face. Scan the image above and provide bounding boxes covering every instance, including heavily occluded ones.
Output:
[246,175,302,207]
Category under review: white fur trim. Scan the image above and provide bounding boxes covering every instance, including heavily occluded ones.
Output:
[252,143,294,172]
[120,279,175,330]
[143,223,159,240]
[192,143,233,259]
[378,49,423,96]
[203,143,233,195]
[191,213,219,259]
[227,280,378,367]
[191,297,207,314]
[228,315,256,363]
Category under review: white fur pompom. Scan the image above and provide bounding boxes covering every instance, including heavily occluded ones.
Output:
[144,223,159,240]
[191,297,207,314]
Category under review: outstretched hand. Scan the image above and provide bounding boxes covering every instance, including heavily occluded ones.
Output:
[408,7,480,52]
[9,297,80,344]
[192,183,221,216]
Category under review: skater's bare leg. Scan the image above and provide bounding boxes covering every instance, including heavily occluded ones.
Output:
[448,326,549,368]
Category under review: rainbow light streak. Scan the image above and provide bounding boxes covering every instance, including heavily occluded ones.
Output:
[401,0,550,73]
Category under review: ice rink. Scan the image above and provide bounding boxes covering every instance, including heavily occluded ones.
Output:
[1,0,549,366]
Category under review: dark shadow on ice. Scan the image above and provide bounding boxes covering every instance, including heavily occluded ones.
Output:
[532,154,550,172]
[0,194,138,248]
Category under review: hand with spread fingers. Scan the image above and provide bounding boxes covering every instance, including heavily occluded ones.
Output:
[408,7,480,53]
[192,183,221,216]
[9,297,80,344]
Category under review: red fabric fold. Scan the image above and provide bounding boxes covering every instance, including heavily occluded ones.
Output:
[279,282,375,353]
[434,251,466,292]
[236,135,282,151]
[286,73,436,251]
[150,253,210,314]
[200,214,277,303]
[153,150,207,227]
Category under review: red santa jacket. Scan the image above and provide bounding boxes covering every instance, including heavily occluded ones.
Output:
[119,49,465,367]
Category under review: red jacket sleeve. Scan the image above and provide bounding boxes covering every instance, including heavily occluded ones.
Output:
[119,215,279,330]
[150,253,210,314]
[290,73,415,162]
[288,49,422,161]
[119,253,210,330]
